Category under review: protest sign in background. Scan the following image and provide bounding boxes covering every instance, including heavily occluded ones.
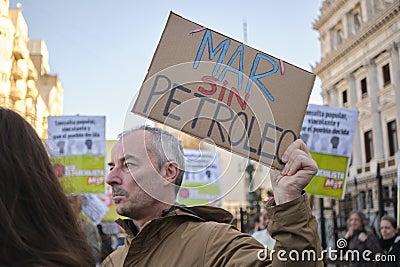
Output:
[178,149,221,206]
[300,104,358,199]
[132,12,315,170]
[81,194,109,225]
[47,115,106,194]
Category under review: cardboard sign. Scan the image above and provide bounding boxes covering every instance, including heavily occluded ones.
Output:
[132,12,315,169]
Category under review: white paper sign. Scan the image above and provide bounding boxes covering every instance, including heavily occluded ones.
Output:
[301,104,358,156]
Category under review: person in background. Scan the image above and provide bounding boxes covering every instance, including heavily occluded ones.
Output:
[344,211,382,266]
[247,214,260,235]
[251,210,276,251]
[379,215,400,267]
[0,108,95,266]
[101,125,322,266]
[68,195,102,264]
[97,224,113,262]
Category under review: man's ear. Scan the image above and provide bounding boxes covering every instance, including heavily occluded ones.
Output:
[162,161,179,184]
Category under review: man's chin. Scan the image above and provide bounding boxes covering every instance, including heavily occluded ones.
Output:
[115,205,130,218]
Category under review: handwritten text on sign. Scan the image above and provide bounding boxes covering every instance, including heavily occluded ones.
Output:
[133,12,315,169]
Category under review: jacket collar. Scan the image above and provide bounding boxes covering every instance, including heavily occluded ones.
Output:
[394,234,400,244]
[116,204,233,238]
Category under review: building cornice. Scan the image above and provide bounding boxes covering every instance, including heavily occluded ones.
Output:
[346,169,397,186]
[313,1,400,75]
[313,0,348,30]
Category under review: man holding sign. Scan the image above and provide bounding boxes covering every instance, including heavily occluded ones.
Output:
[101,126,322,266]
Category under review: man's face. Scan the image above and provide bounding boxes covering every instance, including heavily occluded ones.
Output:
[106,131,162,219]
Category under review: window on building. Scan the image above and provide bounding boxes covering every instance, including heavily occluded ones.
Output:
[383,186,390,207]
[387,120,398,156]
[392,185,397,204]
[359,191,366,209]
[0,72,7,82]
[367,189,374,209]
[382,63,391,86]
[364,130,374,163]
[339,193,353,226]
[336,28,343,45]
[336,28,343,46]
[329,29,335,50]
[353,12,361,31]
[331,22,344,49]
[361,78,368,98]
[348,4,362,34]
[342,90,348,105]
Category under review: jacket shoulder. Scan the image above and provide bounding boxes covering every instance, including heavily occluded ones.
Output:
[100,244,129,267]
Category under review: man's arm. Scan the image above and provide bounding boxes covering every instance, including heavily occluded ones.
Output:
[267,139,323,266]
[204,139,322,266]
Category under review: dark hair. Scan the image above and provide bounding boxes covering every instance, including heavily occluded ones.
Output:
[381,215,398,230]
[0,108,95,266]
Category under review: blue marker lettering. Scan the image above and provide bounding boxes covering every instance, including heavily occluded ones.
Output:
[245,53,278,101]
[218,45,244,91]
[193,30,231,77]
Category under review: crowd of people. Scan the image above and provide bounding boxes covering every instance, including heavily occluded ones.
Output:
[1,107,399,266]
[322,210,400,267]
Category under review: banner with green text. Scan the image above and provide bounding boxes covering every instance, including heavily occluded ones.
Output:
[300,104,358,199]
[177,149,221,206]
[47,116,106,194]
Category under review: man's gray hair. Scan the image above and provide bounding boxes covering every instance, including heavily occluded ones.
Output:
[119,126,185,189]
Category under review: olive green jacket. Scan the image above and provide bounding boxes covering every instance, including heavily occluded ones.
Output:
[100,194,322,267]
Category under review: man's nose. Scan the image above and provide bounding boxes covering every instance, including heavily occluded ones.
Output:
[106,167,122,185]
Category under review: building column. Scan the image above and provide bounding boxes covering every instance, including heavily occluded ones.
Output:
[348,73,362,168]
[363,0,375,20]
[322,87,329,105]
[367,59,384,161]
[328,85,339,106]
[390,42,400,149]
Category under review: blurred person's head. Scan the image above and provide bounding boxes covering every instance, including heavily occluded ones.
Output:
[380,216,398,240]
[252,215,261,232]
[0,108,94,266]
[106,126,184,224]
[348,211,367,231]
[260,210,271,230]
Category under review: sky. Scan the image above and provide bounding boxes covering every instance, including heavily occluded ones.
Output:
[10,0,324,140]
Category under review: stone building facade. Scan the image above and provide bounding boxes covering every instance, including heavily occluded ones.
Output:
[313,0,400,244]
[0,0,63,138]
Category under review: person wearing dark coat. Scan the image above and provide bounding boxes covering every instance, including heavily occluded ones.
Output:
[379,216,400,267]
[344,211,382,267]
